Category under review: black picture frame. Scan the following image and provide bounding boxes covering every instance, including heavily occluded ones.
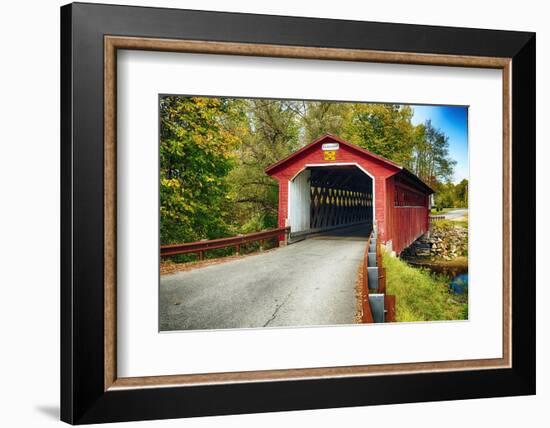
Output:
[61,2,535,424]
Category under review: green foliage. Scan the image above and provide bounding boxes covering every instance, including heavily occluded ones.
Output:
[383,250,468,322]
[159,96,247,244]
[433,179,468,209]
[227,99,301,233]
[412,120,456,186]
[339,106,456,187]
[455,178,469,207]
[300,101,352,142]
[343,104,417,167]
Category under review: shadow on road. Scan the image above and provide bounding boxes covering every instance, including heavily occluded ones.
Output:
[308,224,372,241]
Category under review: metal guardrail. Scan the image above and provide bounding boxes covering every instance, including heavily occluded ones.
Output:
[361,237,375,323]
[361,230,396,323]
[160,227,291,259]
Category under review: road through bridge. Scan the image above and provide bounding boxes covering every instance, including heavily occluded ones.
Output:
[160,225,370,331]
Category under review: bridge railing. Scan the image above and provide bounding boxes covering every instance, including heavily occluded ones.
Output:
[429,215,445,223]
[361,230,396,323]
[161,227,291,259]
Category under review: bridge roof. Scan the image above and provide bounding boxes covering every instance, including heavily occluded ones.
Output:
[265,134,433,194]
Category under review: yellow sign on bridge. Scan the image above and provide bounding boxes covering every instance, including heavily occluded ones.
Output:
[323,150,336,161]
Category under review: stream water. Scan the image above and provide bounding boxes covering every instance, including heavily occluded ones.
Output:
[403,258,468,294]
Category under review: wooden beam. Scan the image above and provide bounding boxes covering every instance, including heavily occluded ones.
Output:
[384,295,396,322]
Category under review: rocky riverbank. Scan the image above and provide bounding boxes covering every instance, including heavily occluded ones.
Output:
[401,222,468,261]
[400,221,468,300]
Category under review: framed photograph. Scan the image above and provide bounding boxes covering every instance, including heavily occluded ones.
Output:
[61,2,535,424]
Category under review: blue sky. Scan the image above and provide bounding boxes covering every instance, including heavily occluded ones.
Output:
[411,105,468,184]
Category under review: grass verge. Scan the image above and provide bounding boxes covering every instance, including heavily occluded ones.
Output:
[383,249,467,322]
[433,218,468,230]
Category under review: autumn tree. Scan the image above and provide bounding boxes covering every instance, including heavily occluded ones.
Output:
[226,99,301,232]
[433,179,468,209]
[454,179,468,207]
[411,120,456,186]
[343,104,417,167]
[291,101,351,142]
[159,96,246,244]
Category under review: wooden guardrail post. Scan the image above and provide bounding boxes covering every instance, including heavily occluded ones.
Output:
[378,267,386,294]
[384,295,396,322]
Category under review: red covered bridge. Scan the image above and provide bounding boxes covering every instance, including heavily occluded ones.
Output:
[265,134,434,254]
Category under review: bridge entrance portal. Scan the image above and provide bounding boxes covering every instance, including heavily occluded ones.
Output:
[289,164,374,237]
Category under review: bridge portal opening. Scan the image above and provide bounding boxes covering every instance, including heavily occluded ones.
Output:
[288,164,374,237]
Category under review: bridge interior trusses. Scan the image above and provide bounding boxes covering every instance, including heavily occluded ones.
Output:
[308,166,373,230]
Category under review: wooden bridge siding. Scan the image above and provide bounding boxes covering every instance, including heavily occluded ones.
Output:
[375,176,388,243]
[277,179,289,240]
[270,143,398,239]
[385,176,430,253]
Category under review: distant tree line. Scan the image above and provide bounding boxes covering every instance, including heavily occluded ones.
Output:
[160,96,460,244]
[433,179,468,210]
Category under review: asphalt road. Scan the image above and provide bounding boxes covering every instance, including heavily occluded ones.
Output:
[443,209,468,220]
[160,226,370,331]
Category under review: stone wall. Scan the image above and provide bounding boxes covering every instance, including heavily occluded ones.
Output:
[401,224,468,260]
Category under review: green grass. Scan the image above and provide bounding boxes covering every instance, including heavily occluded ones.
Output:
[453,219,468,229]
[383,250,468,322]
[430,210,468,229]
[431,217,468,230]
